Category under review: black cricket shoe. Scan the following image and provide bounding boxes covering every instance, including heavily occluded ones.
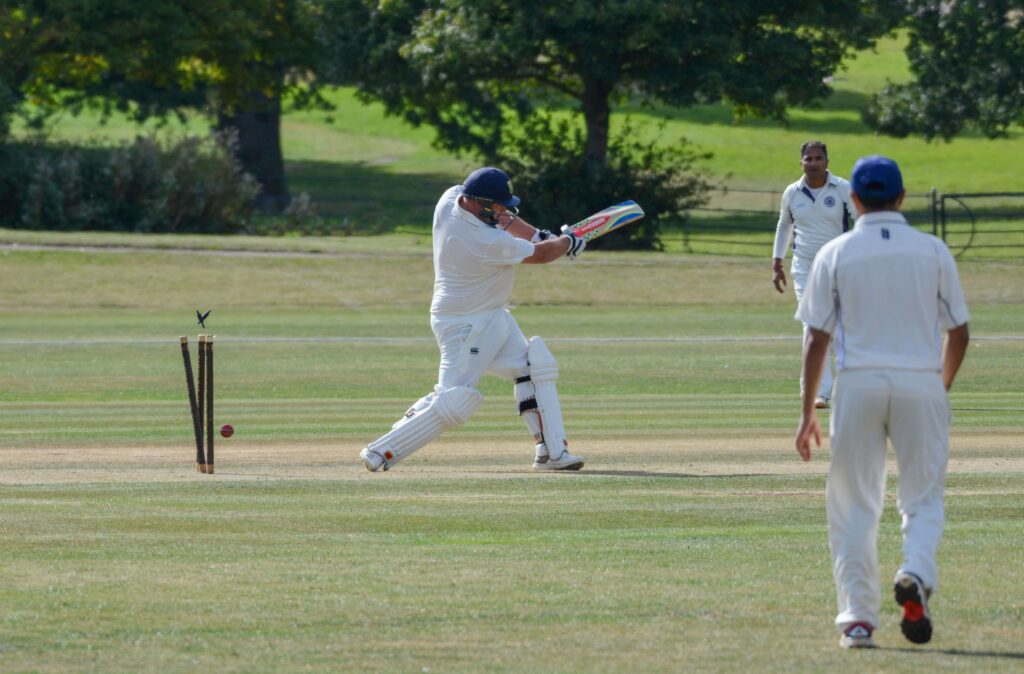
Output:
[894,571,932,644]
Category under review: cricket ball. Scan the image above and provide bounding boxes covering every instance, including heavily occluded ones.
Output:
[220,424,234,438]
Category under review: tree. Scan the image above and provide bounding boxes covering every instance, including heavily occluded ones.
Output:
[326,0,904,172]
[1,0,325,213]
[0,5,44,138]
[865,1,1024,140]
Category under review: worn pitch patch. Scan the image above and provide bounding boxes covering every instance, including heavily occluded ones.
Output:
[0,432,1020,485]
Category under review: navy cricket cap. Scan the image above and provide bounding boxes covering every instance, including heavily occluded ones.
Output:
[462,167,520,208]
[851,155,904,201]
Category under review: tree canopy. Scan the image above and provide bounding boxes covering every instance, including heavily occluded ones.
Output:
[326,0,905,169]
[1,1,325,210]
[866,0,1024,140]
[2,0,323,122]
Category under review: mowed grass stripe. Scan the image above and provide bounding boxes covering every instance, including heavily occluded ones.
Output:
[3,395,1022,440]
[2,394,1022,448]
[1,475,1021,673]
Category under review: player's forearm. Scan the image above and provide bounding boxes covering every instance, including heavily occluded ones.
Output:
[502,216,537,240]
[522,237,570,264]
[942,323,970,391]
[801,329,831,413]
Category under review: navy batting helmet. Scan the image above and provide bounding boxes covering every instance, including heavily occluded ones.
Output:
[462,167,520,208]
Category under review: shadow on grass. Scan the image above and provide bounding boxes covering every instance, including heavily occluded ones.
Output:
[882,646,1024,660]
[618,89,873,136]
[284,159,458,230]
[579,470,774,479]
[612,91,1014,140]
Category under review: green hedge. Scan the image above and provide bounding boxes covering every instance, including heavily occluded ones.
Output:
[0,132,259,233]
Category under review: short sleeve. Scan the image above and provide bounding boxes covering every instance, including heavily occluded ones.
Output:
[936,242,970,329]
[478,234,535,266]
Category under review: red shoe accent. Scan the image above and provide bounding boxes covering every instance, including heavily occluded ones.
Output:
[904,601,925,621]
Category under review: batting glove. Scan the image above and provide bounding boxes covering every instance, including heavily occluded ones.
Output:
[560,225,586,260]
[531,228,558,243]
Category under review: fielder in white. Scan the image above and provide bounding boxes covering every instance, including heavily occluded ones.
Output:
[360,167,587,472]
[773,141,856,409]
[795,156,970,649]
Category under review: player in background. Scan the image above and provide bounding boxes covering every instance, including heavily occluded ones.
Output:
[360,167,587,472]
[772,141,857,409]
[795,156,970,649]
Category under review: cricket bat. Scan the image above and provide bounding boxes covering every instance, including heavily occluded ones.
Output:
[565,200,645,242]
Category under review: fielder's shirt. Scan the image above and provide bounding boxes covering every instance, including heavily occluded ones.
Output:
[430,186,534,316]
[773,172,856,273]
[796,211,970,372]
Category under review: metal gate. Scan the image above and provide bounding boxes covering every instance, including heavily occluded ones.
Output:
[932,192,1024,258]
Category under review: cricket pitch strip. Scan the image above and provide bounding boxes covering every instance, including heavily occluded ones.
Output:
[0,432,1019,487]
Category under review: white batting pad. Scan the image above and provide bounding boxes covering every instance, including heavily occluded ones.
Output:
[393,391,435,430]
[527,336,567,456]
[367,385,482,469]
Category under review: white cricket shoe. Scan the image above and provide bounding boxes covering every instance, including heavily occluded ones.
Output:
[839,623,874,649]
[360,447,387,472]
[533,447,584,471]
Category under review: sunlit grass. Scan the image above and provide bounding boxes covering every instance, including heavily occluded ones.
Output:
[0,240,1021,672]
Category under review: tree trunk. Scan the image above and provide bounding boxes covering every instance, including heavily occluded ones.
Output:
[217,88,289,214]
[581,78,612,176]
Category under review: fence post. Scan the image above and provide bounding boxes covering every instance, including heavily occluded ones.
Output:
[939,195,947,242]
[930,187,938,236]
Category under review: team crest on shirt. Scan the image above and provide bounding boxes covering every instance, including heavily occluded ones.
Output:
[824,196,836,208]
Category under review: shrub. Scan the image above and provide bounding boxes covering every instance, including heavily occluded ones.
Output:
[492,114,711,250]
[0,131,259,233]
[248,191,337,236]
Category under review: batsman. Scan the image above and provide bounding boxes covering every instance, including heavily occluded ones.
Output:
[360,167,588,472]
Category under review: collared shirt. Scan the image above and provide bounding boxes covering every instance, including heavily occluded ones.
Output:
[773,172,856,271]
[796,211,970,372]
[430,186,535,316]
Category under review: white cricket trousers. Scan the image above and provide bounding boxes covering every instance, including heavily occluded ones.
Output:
[827,368,950,631]
[431,308,529,390]
[793,269,834,399]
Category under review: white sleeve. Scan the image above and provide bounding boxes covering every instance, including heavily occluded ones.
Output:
[795,245,839,334]
[479,235,535,266]
[936,240,970,329]
[772,188,795,260]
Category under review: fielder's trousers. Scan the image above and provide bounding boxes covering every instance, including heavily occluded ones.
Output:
[794,269,835,399]
[827,368,950,631]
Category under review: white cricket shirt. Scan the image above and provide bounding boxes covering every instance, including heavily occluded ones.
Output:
[773,172,856,271]
[796,211,969,372]
[430,186,535,316]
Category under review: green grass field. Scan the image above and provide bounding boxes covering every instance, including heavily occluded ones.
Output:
[2,30,1023,672]
[1,240,1022,672]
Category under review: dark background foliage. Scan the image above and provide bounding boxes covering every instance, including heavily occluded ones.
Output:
[0,133,258,232]
[494,116,710,250]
